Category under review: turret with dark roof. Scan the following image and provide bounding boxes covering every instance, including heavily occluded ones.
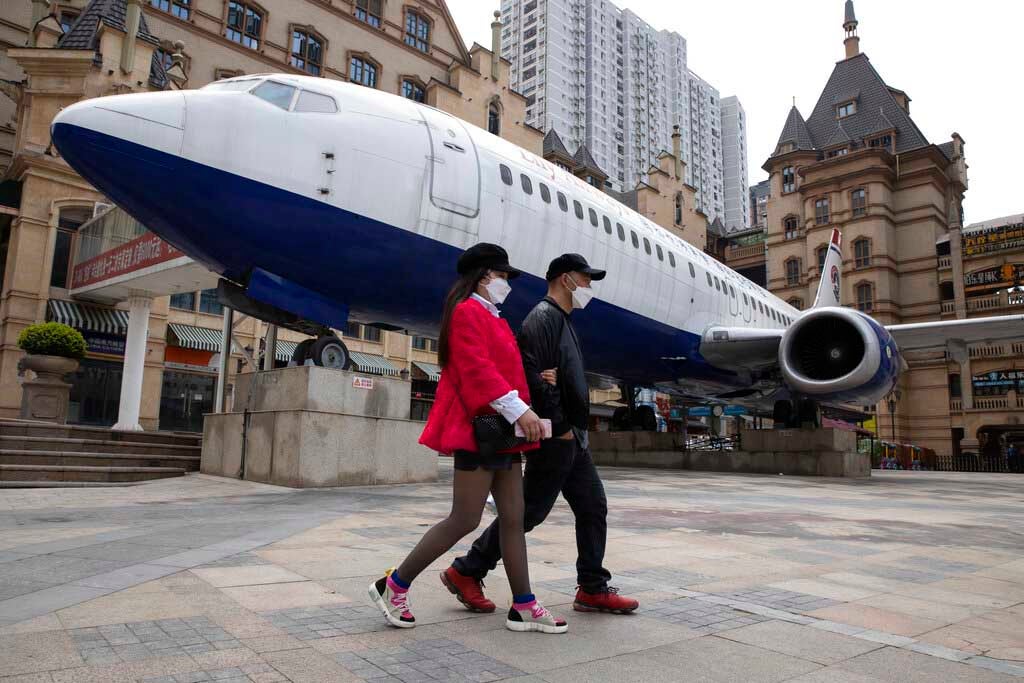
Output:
[573,143,606,181]
[542,128,574,166]
[774,106,816,154]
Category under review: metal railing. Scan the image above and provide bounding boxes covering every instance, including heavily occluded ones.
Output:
[934,453,1021,473]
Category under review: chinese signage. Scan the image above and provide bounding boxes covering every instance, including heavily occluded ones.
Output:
[964,263,1024,295]
[353,377,374,390]
[85,332,125,357]
[972,369,1024,397]
[71,232,183,290]
[963,220,1024,256]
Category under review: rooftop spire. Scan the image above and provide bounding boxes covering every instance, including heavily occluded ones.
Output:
[843,0,860,59]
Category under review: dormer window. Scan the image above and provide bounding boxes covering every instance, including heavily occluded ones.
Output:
[837,100,857,118]
[826,148,849,159]
[869,134,893,151]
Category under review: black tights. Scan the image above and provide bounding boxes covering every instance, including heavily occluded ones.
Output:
[396,464,531,596]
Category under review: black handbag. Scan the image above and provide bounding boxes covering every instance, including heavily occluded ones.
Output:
[472,413,525,457]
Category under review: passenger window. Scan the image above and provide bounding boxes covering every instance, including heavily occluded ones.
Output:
[557,192,568,211]
[574,200,584,220]
[589,208,598,227]
[669,252,676,267]
[656,245,663,261]
[714,277,721,291]
[643,238,652,255]
[603,216,612,235]
[521,174,533,195]
[540,183,551,203]
[689,263,696,278]
[730,285,736,298]
[706,272,712,287]
[294,90,338,113]
[631,231,640,249]
[742,293,748,305]
[252,81,296,110]
[759,301,765,314]
[500,165,513,186]
[617,223,625,241]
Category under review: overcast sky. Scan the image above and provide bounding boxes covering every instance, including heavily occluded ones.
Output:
[446,0,1023,225]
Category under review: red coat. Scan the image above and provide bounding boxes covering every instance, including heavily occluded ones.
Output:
[420,298,539,455]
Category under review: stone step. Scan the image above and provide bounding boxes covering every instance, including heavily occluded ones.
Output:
[0,435,200,457]
[0,464,186,483]
[0,449,201,471]
[0,481,144,488]
[0,420,202,447]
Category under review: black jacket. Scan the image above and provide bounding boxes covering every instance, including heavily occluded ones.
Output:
[518,297,589,437]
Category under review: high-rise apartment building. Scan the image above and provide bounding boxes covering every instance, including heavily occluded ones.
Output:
[750,179,770,231]
[720,96,749,232]
[501,0,745,225]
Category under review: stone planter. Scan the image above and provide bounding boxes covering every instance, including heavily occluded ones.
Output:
[19,354,80,424]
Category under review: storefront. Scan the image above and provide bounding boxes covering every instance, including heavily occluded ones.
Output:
[48,300,128,427]
[410,361,441,422]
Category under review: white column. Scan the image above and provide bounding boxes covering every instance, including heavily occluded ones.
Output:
[113,295,152,432]
[214,307,233,413]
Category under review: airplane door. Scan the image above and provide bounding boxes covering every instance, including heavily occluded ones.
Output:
[418,107,480,218]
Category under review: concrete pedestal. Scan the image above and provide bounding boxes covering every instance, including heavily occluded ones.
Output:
[590,428,870,478]
[201,365,437,487]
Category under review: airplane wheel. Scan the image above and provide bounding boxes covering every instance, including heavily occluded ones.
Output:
[636,405,658,432]
[773,400,793,427]
[310,336,351,370]
[291,339,314,365]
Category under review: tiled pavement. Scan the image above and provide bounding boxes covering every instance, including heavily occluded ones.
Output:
[2,467,1024,681]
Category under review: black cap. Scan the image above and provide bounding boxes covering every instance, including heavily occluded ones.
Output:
[457,243,521,279]
[546,253,606,282]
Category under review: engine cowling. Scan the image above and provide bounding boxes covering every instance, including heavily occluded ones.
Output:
[779,307,901,404]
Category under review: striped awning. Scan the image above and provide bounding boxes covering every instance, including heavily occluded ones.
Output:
[275,340,299,362]
[47,299,129,335]
[349,351,402,377]
[168,323,222,352]
[412,361,441,382]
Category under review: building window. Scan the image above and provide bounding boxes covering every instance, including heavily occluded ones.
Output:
[151,0,190,19]
[487,102,500,135]
[940,281,955,301]
[355,0,382,28]
[404,10,430,52]
[401,79,425,102]
[50,207,92,289]
[837,101,856,118]
[785,258,801,287]
[788,298,804,310]
[816,246,828,274]
[59,8,81,32]
[948,373,962,399]
[784,216,800,241]
[854,238,871,268]
[199,289,223,315]
[225,1,263,50]
[412,336,437,352]
[170,292,196,311]
[290,29,324,76]
[815,198,830,225]
[782,166,795,193]
[869,134,893,150]
[674,192,683,225]
[349,56,378,88]
[851,188,866,217]
[856,283,874,313]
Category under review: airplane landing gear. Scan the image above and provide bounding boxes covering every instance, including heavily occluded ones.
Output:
[292,335,351,369]
[772,398,821,429]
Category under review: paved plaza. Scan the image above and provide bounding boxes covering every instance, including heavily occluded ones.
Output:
[2,464,1024,681]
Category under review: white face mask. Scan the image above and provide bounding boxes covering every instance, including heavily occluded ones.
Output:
[565,275,594,310]
[483,276,512,305]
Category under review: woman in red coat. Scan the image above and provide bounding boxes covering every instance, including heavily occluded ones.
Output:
[369,243,568,635]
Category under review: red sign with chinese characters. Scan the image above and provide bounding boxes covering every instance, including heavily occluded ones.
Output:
[71,232,183,290]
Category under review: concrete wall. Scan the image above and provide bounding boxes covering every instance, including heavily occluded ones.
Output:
[232,366,411,419]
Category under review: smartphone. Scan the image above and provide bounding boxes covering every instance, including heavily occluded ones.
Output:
[515,418,552,439]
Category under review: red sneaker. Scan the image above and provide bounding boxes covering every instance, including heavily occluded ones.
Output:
[441,566,496,613]
[573,586,639,614]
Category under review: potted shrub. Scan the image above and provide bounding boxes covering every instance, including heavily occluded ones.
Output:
[17,322,87,380]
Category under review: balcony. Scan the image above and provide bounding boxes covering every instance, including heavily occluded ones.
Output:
[725,243,766,261]
[949,399,963,413]
[975,397,1009,411]
[967,291,1024,313]
[941,301,955,314]
[938,256,952,269]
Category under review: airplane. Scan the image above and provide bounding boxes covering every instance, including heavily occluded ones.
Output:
[50,73,1023,427]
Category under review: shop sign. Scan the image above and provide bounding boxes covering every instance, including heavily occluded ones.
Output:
[71,232,183,289]
[964,263,1024,294]
[85,332,125,356]
[353,377,374,390]
[972,369,1024,388]
[963,220,1024,256]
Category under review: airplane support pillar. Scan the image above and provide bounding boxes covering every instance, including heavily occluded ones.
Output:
[262,324,278,372]
[112,295,151,432]
[215,307,234,413]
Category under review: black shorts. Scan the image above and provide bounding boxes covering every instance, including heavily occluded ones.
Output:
[453,450,523,472]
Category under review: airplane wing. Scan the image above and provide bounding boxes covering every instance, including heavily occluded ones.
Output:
[700,326,784,370]
[886,315,1024,352]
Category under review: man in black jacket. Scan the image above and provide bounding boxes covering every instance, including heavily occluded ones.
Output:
[442,254,640,615]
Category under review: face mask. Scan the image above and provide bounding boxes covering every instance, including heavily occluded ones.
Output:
[566,275,594,310]
[484,276,512,305]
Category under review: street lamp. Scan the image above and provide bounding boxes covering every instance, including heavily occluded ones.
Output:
[887,389,902,442]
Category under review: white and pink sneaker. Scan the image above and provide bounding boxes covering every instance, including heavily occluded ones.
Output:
[369,571,415,629]
[505,600,568,634]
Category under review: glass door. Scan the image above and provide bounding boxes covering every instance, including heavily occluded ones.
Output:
[160,371,216,432]
[68,359,123,426]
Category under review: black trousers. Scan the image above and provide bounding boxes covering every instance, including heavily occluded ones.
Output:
[453,436,613,591]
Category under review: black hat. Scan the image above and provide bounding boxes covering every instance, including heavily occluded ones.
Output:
[457,243,521,279]
[546,253,606,282]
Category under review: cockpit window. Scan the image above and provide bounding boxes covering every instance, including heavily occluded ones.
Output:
[294,90,337,113]
[252,81,296,110]
[202,79,261,92]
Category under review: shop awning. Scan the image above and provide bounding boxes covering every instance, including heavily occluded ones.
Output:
[47,299,129,335]
[412,361,441,382]
[168,323,221,352]
[275,340,299,362]
[350,351,402,377]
